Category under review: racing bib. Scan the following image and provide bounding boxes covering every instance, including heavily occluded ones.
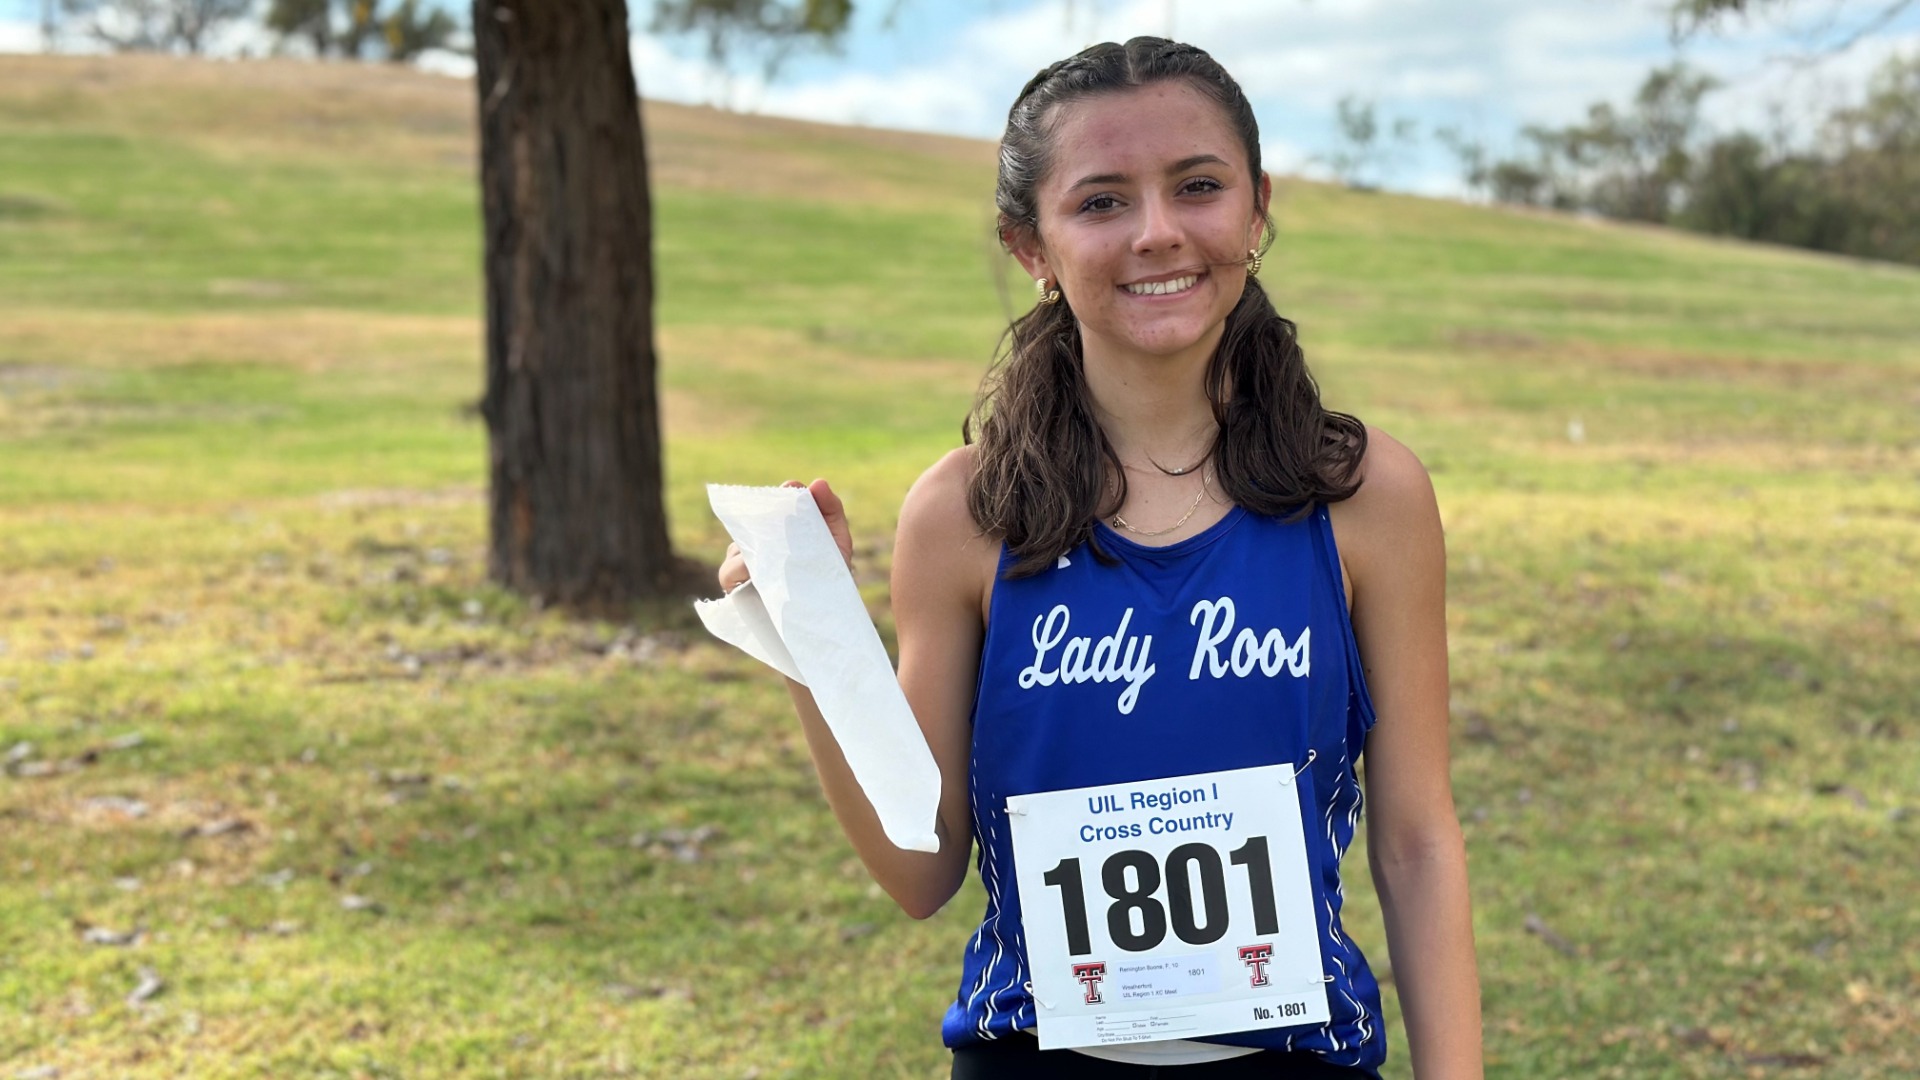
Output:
[1005,763,1331,1050]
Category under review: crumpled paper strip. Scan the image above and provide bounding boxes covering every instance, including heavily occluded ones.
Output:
[694,484,941,853]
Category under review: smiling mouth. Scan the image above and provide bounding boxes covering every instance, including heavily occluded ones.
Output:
[1122,273,1202,296]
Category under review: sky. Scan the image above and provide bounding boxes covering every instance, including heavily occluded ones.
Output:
[4,0,1918,196]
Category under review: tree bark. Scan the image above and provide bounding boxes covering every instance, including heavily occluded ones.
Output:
[473,0,677,609]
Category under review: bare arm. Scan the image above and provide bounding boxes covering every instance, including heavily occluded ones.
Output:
[1332,430,1484,1080]
[717,455,992,918]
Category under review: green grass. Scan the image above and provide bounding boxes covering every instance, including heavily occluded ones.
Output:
[2,53,1918,1079]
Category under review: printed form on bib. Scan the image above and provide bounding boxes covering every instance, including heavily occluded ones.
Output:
[1005,763,1331,1051]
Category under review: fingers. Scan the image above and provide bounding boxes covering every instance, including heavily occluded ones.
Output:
[807,479,854,567]
[716,541,749,593]
[808,478,844,520]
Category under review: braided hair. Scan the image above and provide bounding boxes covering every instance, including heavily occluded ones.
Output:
[965,37,1367,579]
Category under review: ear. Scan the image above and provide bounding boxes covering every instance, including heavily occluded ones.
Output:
[1003,223,1053,286]
[1248,172,1273,249]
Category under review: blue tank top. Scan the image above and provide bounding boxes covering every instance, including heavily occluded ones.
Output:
[941,504,1385,1074]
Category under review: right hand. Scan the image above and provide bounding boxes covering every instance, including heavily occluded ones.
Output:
[715,478,855,593]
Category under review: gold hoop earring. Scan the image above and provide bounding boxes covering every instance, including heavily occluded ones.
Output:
[1036,277,1062,306]
[1245,249,1263,276]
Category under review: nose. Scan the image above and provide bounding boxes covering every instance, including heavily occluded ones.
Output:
[1131,192,1183,256]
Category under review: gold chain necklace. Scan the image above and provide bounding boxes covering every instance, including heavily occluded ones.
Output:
[1110,468,1210,538]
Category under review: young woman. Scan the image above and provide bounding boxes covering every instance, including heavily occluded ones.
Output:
[719,37,1482,1080]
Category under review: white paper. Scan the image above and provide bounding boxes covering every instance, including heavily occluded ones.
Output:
[694,484,942,853]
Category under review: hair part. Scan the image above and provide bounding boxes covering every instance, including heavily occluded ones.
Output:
[965,37,1367,579]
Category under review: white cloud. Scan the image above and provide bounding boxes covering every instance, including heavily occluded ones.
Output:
[0,17,41,53]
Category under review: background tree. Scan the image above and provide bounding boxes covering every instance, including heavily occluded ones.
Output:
[652,0,851,81]
[266,0,458,60]
[1322,95,1417,191]
[471,0,851,609]
[265,0,332,55]
[1818,52,1920,261]
[1434,124,1492,201]
[60,0,251,53]
[1479,64,1717,223]
[383,0,459,61]
[1474,50,1919,267]
[1672,0,1917,53]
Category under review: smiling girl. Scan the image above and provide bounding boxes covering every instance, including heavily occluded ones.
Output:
[720,37,1482,1080]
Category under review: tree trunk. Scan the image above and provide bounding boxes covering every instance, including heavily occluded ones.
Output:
[473,0,677,610]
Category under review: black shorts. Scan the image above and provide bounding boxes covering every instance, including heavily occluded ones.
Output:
[950,1036,1379,1079]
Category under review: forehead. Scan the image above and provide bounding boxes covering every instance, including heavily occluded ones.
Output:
[1039,82,1246,189]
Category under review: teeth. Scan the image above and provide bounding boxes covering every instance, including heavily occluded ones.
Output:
[1124,275,1199,295]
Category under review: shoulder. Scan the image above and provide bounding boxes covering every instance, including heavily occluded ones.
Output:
[898,445,996,548]
[894,445,999,616]
[901,445,980,525]
[1331,426,1437,524]
[1326,426,1442,573]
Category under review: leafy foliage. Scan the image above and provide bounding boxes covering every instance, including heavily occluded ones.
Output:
[1671,0,1917,51]
[262,0,456,61]
[58,0,251,54]
[650,0,854,80]
[1480,54,1920,266]
[1323,95,1418,191]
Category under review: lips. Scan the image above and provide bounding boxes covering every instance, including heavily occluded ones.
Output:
[1122,273,1202,296]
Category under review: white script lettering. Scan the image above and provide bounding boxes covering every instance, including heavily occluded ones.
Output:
[1018,604,1157,714]
[1187,597,1311,680]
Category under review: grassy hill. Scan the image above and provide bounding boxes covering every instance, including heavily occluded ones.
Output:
[1,53,1916,1079]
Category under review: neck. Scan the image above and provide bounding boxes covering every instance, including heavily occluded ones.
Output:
[1082,323,1223,464]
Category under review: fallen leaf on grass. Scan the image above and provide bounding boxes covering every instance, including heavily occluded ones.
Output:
[180,818,252,840]
[1670,1025,1726,1049]
[80,796,150,819]
[77,922,142,947]
[1814,783,1870,810]
[1742,1052,1826,1068]
[1523,912,1577,957]
[126,967,164,1005]
[628,824,723,863]
[604,981,692,1003]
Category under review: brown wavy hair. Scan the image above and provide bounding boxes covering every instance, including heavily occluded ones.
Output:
[965,36,1368,579]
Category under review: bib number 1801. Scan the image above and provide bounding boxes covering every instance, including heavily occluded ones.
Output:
[1040,836,1281,955]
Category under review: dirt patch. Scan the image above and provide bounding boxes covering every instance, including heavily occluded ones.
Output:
[0,192,66,221]
[0,309,477,376]
[1443,328,1890,389]
[311,486,482,511]
[1446,328,1545,352]
[0,362,90,393]
[1594,348,1880,388]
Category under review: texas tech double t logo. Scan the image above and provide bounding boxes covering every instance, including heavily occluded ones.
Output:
[1238,944,1274,988]
[1071,962,1107,1005]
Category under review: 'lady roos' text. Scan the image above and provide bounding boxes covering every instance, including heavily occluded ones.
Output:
[1016,597,1311,715]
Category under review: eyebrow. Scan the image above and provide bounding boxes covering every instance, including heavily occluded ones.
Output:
[1067,154,1231,191]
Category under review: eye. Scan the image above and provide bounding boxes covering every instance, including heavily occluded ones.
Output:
[1078,193,1122,213]
[1180,177,1224,196]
